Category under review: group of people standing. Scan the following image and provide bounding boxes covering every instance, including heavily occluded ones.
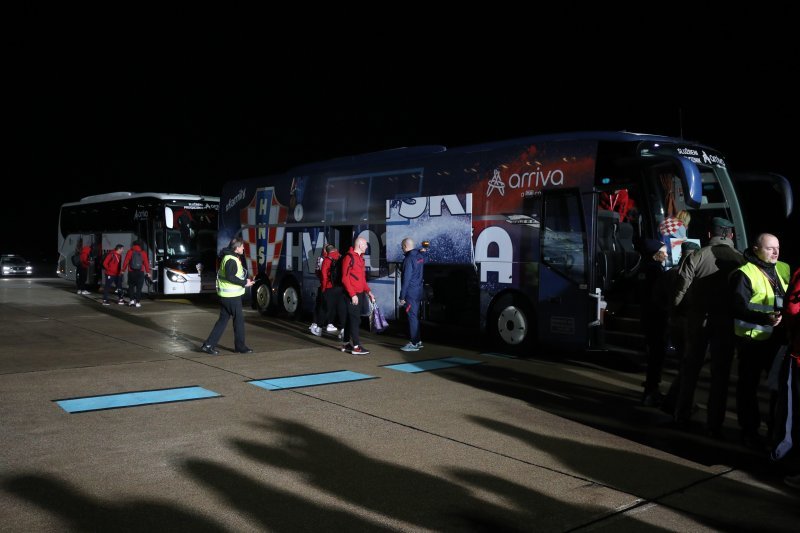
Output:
[307,236,427,355]
[639,218,800,484]
[201,235,427,358]
[73,240,152,307]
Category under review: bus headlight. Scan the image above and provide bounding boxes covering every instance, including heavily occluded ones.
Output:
[166,269,187,283]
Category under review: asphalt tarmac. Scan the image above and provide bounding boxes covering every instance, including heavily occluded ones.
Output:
[1,277,798,531]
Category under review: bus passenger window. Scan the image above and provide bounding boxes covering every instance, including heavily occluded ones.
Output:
[542,193,586,284]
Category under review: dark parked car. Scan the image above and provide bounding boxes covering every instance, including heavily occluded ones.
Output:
[0,254,34,277]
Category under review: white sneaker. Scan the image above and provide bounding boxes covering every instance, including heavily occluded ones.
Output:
[81,290,91,295]
[135,302,141,308]
[326,324,338,333]
[309,324,321,336]
[129,300,136,307]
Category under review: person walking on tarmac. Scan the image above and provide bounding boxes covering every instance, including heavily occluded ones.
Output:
[662,217,745,436]
[731,233,790,451]
[75,241,92,295]
[399,238,427,352]
[102,244,126,306]
[122,240,152,308]
[639,238,670,406]
[341,236,375,355]
[201,237,255,355]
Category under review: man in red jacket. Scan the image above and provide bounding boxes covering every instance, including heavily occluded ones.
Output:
[122,240,152,308]
[101,244,126,306]
[340,237,375,355]
[774,267,800,487]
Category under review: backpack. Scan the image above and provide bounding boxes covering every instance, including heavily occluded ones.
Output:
[129,250,143,271]
[327,253,353,287]
[71,253,81,267]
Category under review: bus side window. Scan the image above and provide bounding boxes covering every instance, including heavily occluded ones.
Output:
[542,192,587,284]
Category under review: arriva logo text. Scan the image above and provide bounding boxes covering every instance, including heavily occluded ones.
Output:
[487,167,565,197]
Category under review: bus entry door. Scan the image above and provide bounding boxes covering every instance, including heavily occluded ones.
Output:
[538,192,589,351]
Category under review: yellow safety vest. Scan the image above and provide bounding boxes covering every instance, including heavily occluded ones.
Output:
[216,254,246,298]
[734,261,790,340]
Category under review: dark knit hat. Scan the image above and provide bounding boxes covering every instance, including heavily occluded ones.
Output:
[643,238,666,255]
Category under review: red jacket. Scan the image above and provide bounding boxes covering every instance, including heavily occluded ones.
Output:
[122,245,151,274]
[786,267,800,355]
[320,250,340,291]
[79,245,92,269]
[103,251,123,276]
[342,247,370,297]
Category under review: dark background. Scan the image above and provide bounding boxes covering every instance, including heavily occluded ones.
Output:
[4,13,798,269]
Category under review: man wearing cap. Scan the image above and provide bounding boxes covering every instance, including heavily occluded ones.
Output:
[663,217,745,436]
[731,233,790,451]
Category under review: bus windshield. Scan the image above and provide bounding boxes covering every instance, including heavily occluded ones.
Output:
[165,209,217,258]
[649,165,743,263]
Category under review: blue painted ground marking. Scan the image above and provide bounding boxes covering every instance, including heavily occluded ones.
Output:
[54,386,221,413]
[383,357,483,373]
[248,370,376,390]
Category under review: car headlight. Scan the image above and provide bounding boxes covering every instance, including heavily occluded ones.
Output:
[26,266,33,271]
[166,269,187,283]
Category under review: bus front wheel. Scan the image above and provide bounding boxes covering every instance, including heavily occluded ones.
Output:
[279,283,300,317]
[488,294,535,354]
[254,281,273,315]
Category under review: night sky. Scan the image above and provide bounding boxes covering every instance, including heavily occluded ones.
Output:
[5,16,798,267]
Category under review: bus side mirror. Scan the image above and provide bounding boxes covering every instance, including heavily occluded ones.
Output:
[675,156,703,209]
[164,207,174,229]
[732,172,794,219]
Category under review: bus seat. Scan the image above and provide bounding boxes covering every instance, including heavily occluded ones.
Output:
[596,210,620,290]
[597,210,619,253]
[617,221,641,275]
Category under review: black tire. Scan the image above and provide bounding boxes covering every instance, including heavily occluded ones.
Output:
[254,280,273,316]
[278,282,301,318]
[487,293,536,355]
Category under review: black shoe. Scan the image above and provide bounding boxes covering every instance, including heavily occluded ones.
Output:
[235,347,254,354]
[741,432,767,452]
[641,389,664,407]
[200,344,219,355]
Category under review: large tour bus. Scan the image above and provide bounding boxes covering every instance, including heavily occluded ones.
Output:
[58,192,220,295]
[217,132,792,353]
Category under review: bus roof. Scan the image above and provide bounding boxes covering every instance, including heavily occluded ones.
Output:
[285,131,716,176]
[62,192,220,207]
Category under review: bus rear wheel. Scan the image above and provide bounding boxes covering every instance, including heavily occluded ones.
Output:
[254,280,273,315]
[488,294,535,355]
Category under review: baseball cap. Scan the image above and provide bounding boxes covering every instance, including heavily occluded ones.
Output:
[711,217,735,228]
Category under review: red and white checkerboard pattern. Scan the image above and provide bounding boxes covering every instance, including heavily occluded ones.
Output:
[659,217,686,238]
[239,188,287,280]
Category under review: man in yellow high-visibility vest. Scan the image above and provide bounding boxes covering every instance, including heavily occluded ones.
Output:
[201,237,255,355]
[731,233,790,451]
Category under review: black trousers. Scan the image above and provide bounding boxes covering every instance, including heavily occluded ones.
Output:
[76,266,87,291]
[737,336,781,436]
[323,286,346,327]
[342,291,368,347]
[128,271,145,302]
[205,296,246,351]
